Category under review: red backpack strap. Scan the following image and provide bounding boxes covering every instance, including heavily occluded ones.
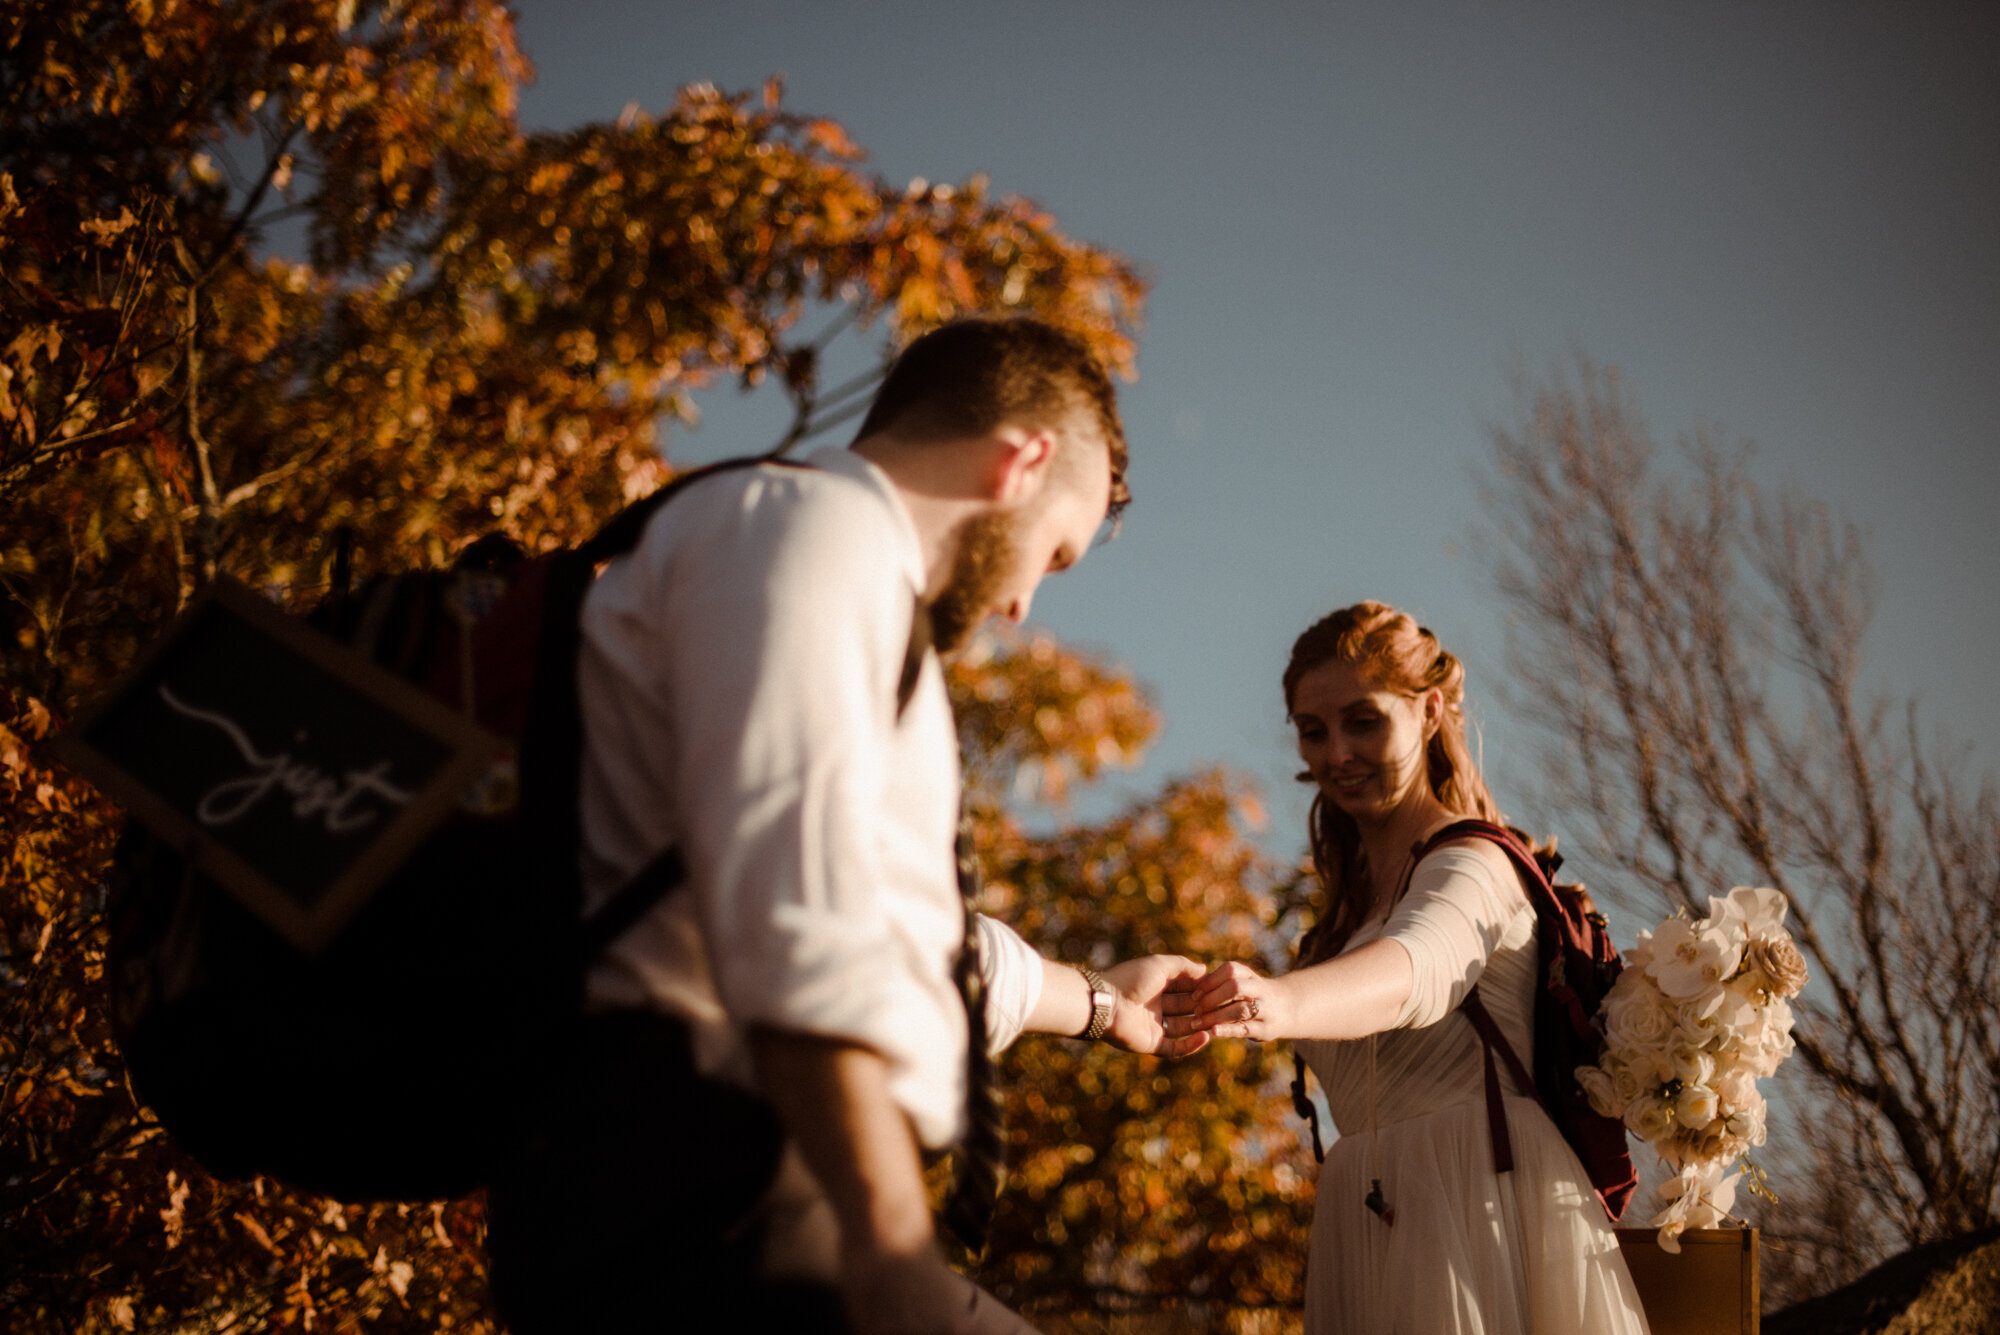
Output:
[1412,819,1555,909]
[1460,986,1538,1174]
[1413,821,1552,1177]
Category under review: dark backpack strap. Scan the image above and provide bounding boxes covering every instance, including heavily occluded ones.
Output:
[1460,986,1538,1174]
[577,455,818,566]
[1417,821,1552,1176]
[898,592,933,721]
[577,845,688,965]
[560,453,930,963]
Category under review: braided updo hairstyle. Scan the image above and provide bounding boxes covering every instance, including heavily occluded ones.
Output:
[1284,601,1512,966]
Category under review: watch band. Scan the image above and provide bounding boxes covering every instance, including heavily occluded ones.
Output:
[1079,967,1115,1042]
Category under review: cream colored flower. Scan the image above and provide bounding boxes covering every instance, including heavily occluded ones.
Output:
[1626,928,1657,973]
[1745,932,1809,998]
[1720,886,1788,937]
[1669,1042,1717,1088]
[1675,996,1725,1046]
[1576,1064,1625,1119]
[1726,1097,1768,1147]
[1674,1083,1720,1130]
[1603,974,1678,1050]
[1624,1094,1676,1142]
[1606,1051,1657,1106]
[1649,918,1745,999]
[1717,1064,1759,1109]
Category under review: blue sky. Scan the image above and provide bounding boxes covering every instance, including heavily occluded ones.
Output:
[508,2,2000,874]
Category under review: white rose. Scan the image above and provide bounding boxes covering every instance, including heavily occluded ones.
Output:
[1765,995,1795,1035]
[1755,1023,1796,1077]
[1726,1098,1767,1147]
[1674,1083,1720,1130]
[1669,1042,1716,1088]
[1716,1064,1759,1109]
[1603,976,1678,1051]
[1576,1064,1626,1119]
[1606,1052,1657,1106]
[1675,996,1724,1046]
[1623,1094,1676,1143]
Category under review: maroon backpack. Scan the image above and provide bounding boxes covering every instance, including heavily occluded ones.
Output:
[1289,819,1638,1224]
[1429,819,1637,1223]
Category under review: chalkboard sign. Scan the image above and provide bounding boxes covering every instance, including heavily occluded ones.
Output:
[51,578,505,953]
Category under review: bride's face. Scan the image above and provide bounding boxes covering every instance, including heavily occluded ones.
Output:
[1289,659,1439,825]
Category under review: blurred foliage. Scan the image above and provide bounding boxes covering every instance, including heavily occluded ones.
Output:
[1,1,1312,1330]
[948,639,1315,1325]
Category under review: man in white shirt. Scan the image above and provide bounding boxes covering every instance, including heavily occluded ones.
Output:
[488,319,1200,1334]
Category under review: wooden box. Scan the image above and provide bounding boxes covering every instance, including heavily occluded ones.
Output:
[1616,1227,1759,1335]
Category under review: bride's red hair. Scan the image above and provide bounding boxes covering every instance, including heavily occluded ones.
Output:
[1284,601,1513,966]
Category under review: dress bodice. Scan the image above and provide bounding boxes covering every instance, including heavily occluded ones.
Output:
[1293,849,1537,1135]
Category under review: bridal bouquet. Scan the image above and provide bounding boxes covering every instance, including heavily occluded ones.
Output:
[1574,886,1809,1251]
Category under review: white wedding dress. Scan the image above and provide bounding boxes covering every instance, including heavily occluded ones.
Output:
[1291,843,1651,1335]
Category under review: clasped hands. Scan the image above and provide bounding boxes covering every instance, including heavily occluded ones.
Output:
[1100,956,1283,1059]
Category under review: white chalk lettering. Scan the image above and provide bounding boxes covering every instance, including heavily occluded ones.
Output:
[156,685,416,835]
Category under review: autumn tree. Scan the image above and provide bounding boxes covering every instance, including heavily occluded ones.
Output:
[949,637,1316,1327]
[1,2,1320,1330]
[1479,362,2000,1305]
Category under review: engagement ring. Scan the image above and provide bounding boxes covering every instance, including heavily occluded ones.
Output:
[1246,997,1261,1020]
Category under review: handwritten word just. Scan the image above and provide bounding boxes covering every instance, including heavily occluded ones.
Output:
[159,685,415,835]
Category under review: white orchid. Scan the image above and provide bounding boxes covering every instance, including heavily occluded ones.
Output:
[1647,917,1745,999]
[1649,1162,1743,1253]
[1719,885,1788,937]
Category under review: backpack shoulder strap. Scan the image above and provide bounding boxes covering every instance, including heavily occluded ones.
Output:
[1412,819,1559,920]
[578,455,815,565]
[1461,986,1536,1174]
[564,454,932,959]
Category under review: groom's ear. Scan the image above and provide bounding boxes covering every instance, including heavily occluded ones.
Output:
[983,426,1058,504]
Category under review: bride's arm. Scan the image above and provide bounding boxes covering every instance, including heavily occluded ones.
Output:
[1183,938,1413,1043]
[1178,841,1524,1043]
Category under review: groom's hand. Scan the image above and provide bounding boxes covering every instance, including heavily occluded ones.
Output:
[1102,955,1212,1058]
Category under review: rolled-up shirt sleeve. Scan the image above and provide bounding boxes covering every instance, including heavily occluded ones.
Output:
[1380,843,1527,1029]
[975,915,1046,1054]
[662,475,920,1049]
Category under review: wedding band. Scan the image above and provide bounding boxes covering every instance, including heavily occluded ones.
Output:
[1246,997,1261,1020]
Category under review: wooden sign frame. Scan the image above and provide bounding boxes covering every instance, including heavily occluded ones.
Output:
[1616,1226,1760,1334]
[51,577,505,954]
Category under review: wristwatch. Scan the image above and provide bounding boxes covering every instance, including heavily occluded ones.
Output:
[1078,968,1115,1042]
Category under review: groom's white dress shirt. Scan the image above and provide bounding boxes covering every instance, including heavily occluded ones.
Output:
[573,445,1043,1150]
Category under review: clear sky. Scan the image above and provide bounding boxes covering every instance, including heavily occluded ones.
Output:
[509,1,2000,859]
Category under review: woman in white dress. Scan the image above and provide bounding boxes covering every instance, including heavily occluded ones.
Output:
[1174,602,1649,1335]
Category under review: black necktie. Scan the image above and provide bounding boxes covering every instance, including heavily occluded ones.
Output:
[941,818,1005,1253]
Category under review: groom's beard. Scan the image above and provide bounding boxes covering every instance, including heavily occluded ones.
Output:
[928,508,1023,656]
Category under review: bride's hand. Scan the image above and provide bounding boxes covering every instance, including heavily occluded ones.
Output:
[1172,961,1286,1043]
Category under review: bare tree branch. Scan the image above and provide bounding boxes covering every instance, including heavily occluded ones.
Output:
[1479,359,1999,1300]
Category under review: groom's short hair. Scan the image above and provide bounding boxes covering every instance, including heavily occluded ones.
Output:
[857,317,1130,521]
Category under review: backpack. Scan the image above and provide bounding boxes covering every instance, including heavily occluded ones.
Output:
[106,457,797,1202]
[1289,818,1638,1224]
